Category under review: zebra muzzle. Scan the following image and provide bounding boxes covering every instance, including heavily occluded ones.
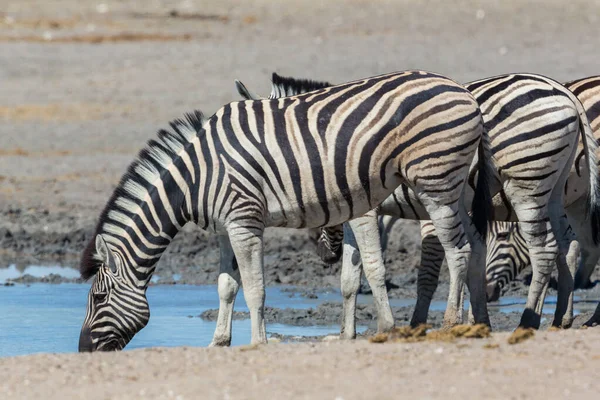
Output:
[316,240,342,264]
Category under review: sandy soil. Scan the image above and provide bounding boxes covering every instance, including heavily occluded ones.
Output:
[2,329,600,400]
[2,0,600,396]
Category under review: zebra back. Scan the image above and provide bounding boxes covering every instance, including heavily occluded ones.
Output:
[235,73,344,263]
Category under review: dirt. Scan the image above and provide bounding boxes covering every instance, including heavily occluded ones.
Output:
[2,329,600,400]
[198,302,597,335]
[2,0,600,395]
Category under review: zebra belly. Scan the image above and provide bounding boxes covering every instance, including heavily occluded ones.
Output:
[264,171,405,229]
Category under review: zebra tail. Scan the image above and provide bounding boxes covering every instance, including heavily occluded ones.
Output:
[574,96,600,245]
[471,133,493,241]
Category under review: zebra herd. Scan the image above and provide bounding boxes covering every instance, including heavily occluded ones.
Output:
[77,70,600,352]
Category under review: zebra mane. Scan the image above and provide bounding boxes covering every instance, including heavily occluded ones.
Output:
[268,72,331,99]
[80,110,206,280]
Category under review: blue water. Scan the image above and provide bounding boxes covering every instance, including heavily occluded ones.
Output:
[1,266,597,358]
[0,283,365,358]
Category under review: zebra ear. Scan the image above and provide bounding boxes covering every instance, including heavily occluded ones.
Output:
[235,79,261,101]
[95,235,117,273]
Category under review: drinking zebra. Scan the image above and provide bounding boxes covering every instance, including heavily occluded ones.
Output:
[237,72,600,336]
[78,70,490,351]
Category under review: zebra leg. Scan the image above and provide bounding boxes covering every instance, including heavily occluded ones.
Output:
[228,226,267,345]
[347,210,395,333]
[547,142,580,329]
[421,202,473,328]
[463,207,490,327]
[550,208,580,328]
[339,223,362,339]
[552,226,579,329]
[378,215,399,254]
[465,238,489,326]
[584,302,600,327]
[513,209,556,329]
[410,221,445,327]
[209,235,241,347]
[568,197,600,289]
[575,246,600,289]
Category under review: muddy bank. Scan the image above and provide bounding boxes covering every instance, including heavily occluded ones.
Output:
[0,206,423,287]
[200,301,597,333]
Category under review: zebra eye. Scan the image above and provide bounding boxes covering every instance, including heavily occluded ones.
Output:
[93,292,108,302]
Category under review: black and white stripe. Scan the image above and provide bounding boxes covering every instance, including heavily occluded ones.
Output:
[306,73,600,334]
[78,70,488,351]
[406,76,600,328]
[386,74,600,331]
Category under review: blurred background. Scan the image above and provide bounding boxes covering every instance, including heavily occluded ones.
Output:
[1,0,600,284]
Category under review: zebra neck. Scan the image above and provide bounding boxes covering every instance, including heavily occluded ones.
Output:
[99,163,195,287]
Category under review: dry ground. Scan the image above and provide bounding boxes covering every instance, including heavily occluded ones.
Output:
[2,329,600,400]
[2,0,600,398]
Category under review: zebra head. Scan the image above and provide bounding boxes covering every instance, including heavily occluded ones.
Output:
[77,111,204,351]
[79,235,150,352]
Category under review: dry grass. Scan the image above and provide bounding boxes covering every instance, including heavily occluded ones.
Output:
[548,326,562,332]
[0,16,127,31]
[483,343,500,349]
[0,103,130,121]
[0,148,29,156]
[0,17,82,30]
[508,328,535,345]
[369,324,491,344]
[0,148,71,157]
[0,32,192,44]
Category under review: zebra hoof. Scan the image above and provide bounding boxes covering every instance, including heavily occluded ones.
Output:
[583,315,600,328]
[317,241,342,264]
[518,309,541,330]
[209,336,231,347]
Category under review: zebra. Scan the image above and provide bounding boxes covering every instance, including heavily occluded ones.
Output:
[78,70,490,351]
[404,76,600,328]
[365,75,600,333]
[242,72,600,335]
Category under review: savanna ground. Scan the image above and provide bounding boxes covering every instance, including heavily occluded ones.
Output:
[1,0,600,398]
